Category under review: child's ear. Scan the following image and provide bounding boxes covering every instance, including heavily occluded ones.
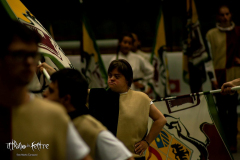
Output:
[61,94,71,105]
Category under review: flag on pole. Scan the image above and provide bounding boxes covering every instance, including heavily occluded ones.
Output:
[149,3,170,100]
[182,0,209,92]
[1,0,74,92]
[1,0,73,69]
[80,4,107,88]
[146,94,233,160]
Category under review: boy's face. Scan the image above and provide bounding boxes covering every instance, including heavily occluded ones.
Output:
[218,7,232,26]
[42,81,61,103]
[108,68,129,93]
[0,37,39,86]
[119,36,133,54]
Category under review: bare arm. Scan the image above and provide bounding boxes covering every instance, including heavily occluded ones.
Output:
[80,155,93,160]
[221,78,240,95]
[135,103,166,155]
[37,62,56,76]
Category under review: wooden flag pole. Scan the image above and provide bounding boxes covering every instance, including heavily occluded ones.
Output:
[158,86,240,101]
[38,61,51,83]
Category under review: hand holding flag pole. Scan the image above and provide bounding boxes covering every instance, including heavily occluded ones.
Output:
[38,61,51,83]
[158,86,240,101]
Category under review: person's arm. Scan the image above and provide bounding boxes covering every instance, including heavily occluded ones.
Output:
[204,37,219,89]
[96,130,134,160]
[81,155,93,160]
[134,56,153,92]
[67,122,92,160]
[221,78,240,95]
[134,103,166,155]
[37,62,57,76]
[139,56,154,82]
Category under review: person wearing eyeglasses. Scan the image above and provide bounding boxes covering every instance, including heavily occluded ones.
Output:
[0,20,92,160]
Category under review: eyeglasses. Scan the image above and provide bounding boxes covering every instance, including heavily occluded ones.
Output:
[6,51,40,62]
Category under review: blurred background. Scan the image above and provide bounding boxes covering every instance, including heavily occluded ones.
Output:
[21,0,240,54]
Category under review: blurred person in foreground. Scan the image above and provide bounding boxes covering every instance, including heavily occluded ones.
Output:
[0,20,92,160]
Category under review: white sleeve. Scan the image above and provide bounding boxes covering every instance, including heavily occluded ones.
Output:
[204,38,217,81]
[109,55,117,68]
[95,130,132,160]
[66,122,90,160]
[139,56,154,82]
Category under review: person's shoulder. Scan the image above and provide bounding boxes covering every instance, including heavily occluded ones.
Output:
[129,89,151,99]
[109,54,117,61]
[73,115,106,131]
[206,27,219,35]
[137,49,148,55]
[129,51,140,57]
[30,97,68,119]
[89,88,107,94]
[129,51,146,60]
[75,115,100,124]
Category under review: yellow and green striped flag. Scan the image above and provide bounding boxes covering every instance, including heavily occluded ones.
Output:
[149,3,170,99]
[1,0,74,93]
[80,5,107,88]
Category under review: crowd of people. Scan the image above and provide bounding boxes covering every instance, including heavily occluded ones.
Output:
[0,19,166,160]
[1,2,240,160]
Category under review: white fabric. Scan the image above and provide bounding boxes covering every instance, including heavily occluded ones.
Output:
[96,130,132,160]
[216,22,235,31]
[134,50,150,61]
[204,39,217,81]
[110,51,154,91]
[67,122,90,160]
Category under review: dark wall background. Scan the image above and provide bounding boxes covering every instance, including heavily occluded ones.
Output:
[21,0,240,51]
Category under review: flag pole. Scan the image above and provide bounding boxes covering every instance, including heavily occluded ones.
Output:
[38,61,51,83]
[158,86,240,101]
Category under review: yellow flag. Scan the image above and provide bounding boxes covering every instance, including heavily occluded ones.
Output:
[81,12,107,88]
[150,4,170,99]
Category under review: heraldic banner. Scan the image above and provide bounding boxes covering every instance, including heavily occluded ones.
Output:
[146,94,233,160]
[1,0,73,69]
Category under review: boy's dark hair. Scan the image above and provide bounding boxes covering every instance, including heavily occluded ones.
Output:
[1,20,41,58]
[108,59,133,87]
[118,32,134,44]
[217,4,231,14]
[50,68,89,109]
